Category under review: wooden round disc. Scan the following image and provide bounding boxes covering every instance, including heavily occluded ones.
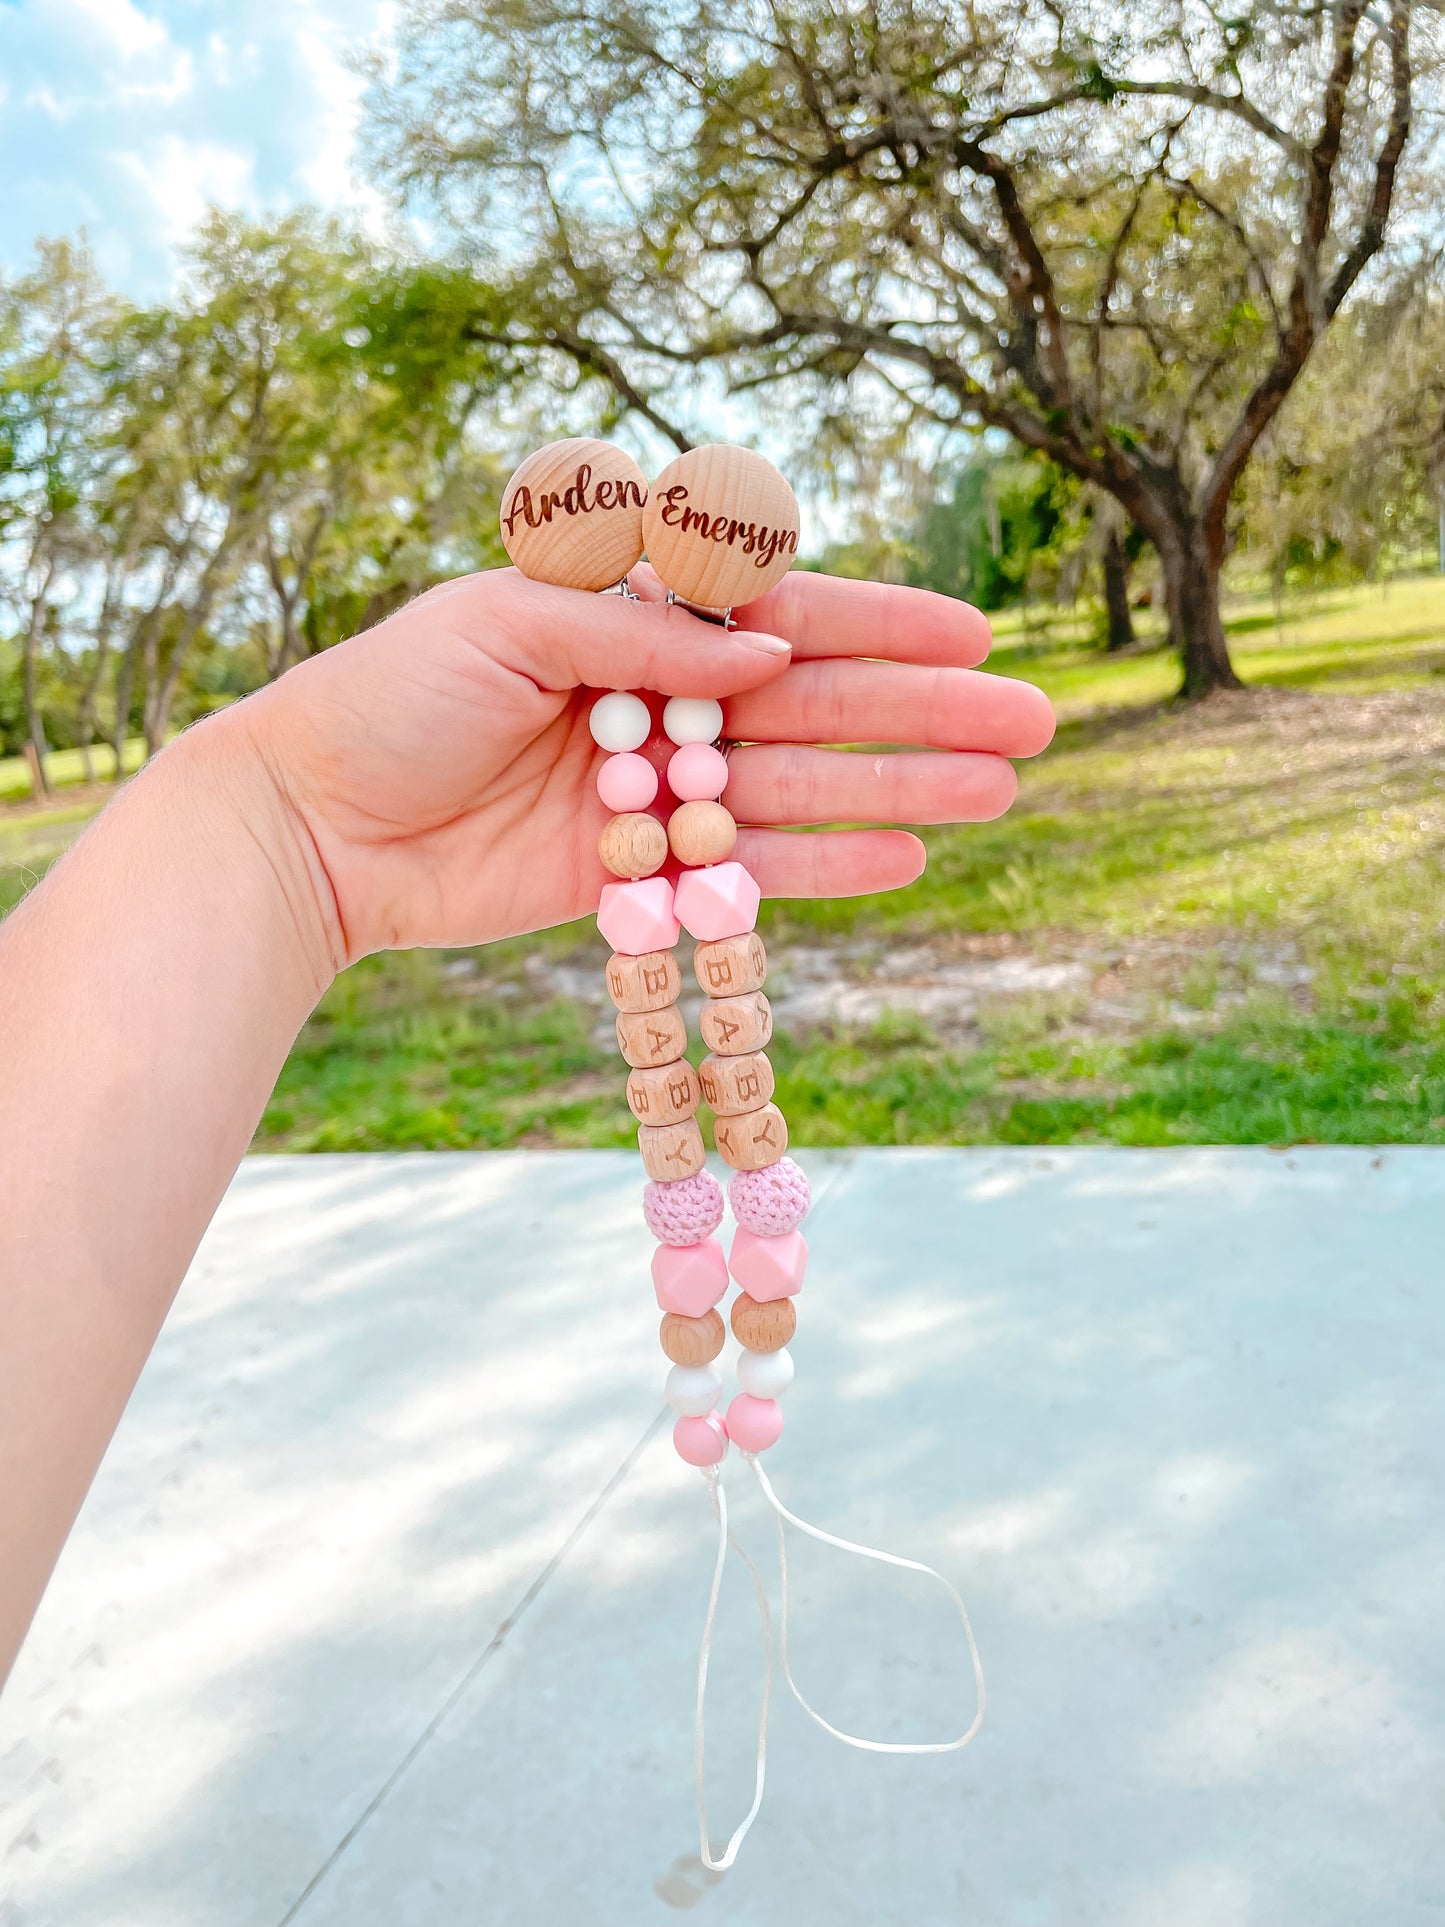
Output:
[642,444,799,611]
[499,437,647,590]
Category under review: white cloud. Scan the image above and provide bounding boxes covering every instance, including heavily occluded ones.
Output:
[0,0,397,294]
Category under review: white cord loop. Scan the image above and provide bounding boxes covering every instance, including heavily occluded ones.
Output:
[694,1467,774,1871]
[747,1453,986,1755]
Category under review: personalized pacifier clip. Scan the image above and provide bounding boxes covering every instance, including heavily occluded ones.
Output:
[499,436,983,1868]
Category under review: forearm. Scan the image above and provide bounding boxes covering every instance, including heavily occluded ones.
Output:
[0,707,337,1680]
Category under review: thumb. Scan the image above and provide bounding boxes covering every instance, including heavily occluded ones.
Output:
[445,568,794,698]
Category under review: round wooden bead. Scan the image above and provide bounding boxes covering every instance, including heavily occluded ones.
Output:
[627,1058,701,1126]
[642,444,800,612]
[694,932,767,999]
[661,1307,726,1366]
[499,437,647,590]
[697,1049,774,1116]
[616,1005,687,1068]
[668,800,737,867]
[713,1101,788,1172]
[699,991,772,1057]
[605,949,681,1014]
[638,1117,707,1181]
[730,1293,796,1353]
[599,812,667,880]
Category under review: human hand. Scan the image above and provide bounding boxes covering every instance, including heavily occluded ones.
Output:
[246,562,1055,967]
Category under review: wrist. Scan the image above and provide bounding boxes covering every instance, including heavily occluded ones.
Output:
[157,702,346,1001]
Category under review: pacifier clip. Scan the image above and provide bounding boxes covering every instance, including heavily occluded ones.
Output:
[499,437,984,1867]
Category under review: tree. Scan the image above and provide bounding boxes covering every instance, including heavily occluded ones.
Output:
[370,0,1426,695]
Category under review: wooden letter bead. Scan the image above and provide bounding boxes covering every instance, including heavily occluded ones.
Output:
[642,445,800,612]
[667,800,737,867]
[606,949,681,1013]
[714,1102,788,1172]
[698,1050,774,1116]
[499,437,647,591]
[639,1117,707,1180]
[616,1005,687,1068]
[694,932,767,998]
[730,1293,796,1353]
[599,812,668,880]
[661,1307,726,1366]
[627,1059,702,1125]
[699,991,772,1057]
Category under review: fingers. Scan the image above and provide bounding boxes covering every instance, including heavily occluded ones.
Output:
[724,744,1018,826]
[431,569,793,699]
[734,827,928,899]
[627,562,992,667]
[726,659,1057,757]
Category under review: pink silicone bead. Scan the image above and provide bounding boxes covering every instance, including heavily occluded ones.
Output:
[725,1394,784,1453]
[673,861,761,942]
[667,742,730,802]
[674,1412,729,1466]
[643,1171,724,1246]
[729,1158,811,1236]
[597,752,659,813]
[597,876,680,956]
[652,1237,729,1317]
[728,1226,808,1302]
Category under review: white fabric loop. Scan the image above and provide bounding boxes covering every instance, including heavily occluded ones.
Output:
[694,1467,773,1871]
[747,1454,986,1756]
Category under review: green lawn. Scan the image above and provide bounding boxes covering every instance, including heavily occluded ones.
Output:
[6,577,1445,1147]
[0,736,148,803]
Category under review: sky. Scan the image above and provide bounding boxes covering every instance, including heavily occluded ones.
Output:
[0,0,394,294]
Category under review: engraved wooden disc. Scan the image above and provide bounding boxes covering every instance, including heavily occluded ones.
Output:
[642,444,800,611]
[499,437,648,590]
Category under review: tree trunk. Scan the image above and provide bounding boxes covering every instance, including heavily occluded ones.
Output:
[1158,523,1242,698]
[21,585,53,797]
[1102,530,1135,651]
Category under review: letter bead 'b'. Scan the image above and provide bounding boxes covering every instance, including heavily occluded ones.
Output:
[627,1059,701,1125]
[694,933,767,998]
[606,949,682,1014]
[698,1050,774,1116]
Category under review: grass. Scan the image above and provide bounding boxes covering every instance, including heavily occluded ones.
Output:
[0,736,148,802]
[5,576,1445,1148]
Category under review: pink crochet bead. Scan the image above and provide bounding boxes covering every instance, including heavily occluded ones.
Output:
[652,1237,729,1317]
[729,1157,811,1236]
[667,742,729,802]
[725,1394,784,1453]
[643,1170,724,1246]
[674,1412,729,1466]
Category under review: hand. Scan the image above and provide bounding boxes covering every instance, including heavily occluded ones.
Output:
[247,563,1056,965]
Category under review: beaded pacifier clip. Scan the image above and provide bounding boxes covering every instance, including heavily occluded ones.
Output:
[499,437,984,1867]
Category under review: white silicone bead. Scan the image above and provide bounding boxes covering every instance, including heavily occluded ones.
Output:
[736,1346,794,1399]
[589,691,651,753]
[662,696,724,747]
[666,1362,723,1417]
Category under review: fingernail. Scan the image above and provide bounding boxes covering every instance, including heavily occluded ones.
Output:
[740,631,792,655]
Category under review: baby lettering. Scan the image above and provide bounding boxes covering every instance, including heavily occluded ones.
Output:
[656,484,799,570]
[501,463,645,537]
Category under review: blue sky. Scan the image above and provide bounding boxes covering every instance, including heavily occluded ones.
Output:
[0,0,393,294]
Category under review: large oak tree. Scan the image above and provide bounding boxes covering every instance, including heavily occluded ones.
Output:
[369,0,1426,694]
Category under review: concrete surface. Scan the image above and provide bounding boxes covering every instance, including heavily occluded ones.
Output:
[2,1147,1443,1926]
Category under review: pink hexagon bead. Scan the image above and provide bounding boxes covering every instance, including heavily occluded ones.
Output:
[674,1412,729,1466]
[725,1394,784,1453]
[728,1226,808,1301]
[673,861,761,942]
[643,1171,724,1246]
[652,1237,729,1317]
[596,876,680,956]
[667,742,730,802]
[597,751,659,813]
[729,1158,811,1236]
